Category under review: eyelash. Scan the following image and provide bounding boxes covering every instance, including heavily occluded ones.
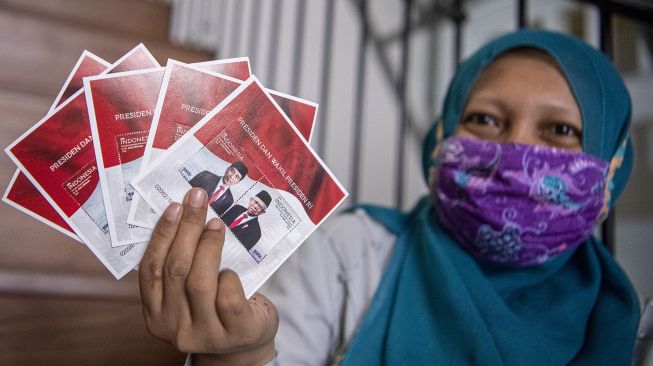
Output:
[549,123,582,138]
[463,113,499,127]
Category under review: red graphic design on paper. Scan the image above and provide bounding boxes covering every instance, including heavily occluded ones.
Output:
[116,130,149,164]
[10,95,97,217]
[59,56,110,104]
[7,52,110,235]
[151,64,316,155]
[199,60,251,81]
[271,94,316,142]
[88,70,163,168]
[152,63,241,150]
[6,172,75,233]
[9,47,161,217]
[62,161,100,202]
[172,123,192,141]
[194,81,344,224]
[110,48,159,73]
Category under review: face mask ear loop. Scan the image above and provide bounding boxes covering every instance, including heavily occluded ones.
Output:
[598,135,629,222]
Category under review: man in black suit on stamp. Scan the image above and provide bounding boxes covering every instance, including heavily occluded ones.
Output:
[188,160,248,216]
[222,190,272,252]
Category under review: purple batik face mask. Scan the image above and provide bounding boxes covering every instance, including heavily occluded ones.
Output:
[430,136,610,266]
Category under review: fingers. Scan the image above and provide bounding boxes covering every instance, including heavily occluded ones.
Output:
[140,202,182,316]
[162,188,208,313]
[139,187,279,357]
[186,218,226,325]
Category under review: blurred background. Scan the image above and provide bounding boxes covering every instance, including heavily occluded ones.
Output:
[0,0,651,364]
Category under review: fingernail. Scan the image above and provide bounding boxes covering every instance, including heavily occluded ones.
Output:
[165,203,182,221]
[189,188,207,208]
[206,218,223,231]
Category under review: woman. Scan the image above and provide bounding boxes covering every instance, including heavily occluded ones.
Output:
[139,29,640,365]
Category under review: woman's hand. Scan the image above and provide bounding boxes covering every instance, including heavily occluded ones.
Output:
[139,188,278,366]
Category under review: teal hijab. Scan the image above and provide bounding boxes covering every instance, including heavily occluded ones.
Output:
[343,30,640,365]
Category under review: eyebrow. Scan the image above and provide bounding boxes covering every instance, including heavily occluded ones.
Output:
[538,102,579,116]
[464,95,508,113]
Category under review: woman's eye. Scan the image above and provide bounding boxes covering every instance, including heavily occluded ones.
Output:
[543,122,583,150]
[553,124,573,136]
[550,123,582,138]
[458,112,502,139]
[464,113,497,126]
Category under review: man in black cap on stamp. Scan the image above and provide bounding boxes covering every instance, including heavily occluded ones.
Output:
[189,160,248,216]
[222,190,272,253]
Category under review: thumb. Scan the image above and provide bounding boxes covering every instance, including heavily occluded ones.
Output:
[248,292,279,341]
[216,270,278,344]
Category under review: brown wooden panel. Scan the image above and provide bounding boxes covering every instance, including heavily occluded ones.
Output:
[0,0,171,42]
[0,8,213,97]
[0,269,139,300]
[0,296,186,366]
